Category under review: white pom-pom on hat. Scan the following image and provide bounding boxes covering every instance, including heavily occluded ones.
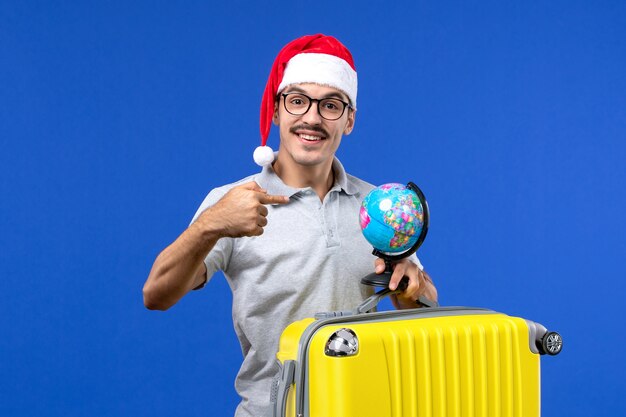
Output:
[253,145,275,166]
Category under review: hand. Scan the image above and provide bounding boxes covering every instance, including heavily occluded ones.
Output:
[374,258,438,310]
[195,181,289,238]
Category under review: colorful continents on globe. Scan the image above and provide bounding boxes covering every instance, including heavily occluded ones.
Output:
[359,183,424,253]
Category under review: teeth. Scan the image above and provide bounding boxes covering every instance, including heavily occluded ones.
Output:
[299,134,323,141]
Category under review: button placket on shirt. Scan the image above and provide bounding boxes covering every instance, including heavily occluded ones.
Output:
[297,187,340,248]
[321,191,340,247]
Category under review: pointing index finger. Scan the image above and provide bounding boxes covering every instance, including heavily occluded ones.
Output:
[259,193,290,205]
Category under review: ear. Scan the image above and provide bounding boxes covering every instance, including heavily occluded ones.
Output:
[272,101,280,126]
[343,109,356,135]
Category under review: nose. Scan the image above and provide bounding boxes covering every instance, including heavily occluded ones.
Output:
[300,100,323,124]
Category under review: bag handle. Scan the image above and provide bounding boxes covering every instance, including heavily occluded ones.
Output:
[355,278,439,314]
[271,360,295,417]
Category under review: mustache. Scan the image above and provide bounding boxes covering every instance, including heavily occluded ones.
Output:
[289,124,329,138]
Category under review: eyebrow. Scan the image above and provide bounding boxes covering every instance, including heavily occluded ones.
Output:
[284,86,348,102]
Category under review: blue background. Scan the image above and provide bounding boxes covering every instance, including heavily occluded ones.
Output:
[1,1,624,416]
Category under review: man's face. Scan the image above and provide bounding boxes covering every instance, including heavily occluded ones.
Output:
[273,83,356,168]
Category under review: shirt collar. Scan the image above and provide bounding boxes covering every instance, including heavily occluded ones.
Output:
[256,155,358,197]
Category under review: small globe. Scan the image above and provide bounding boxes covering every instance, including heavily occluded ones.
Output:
[359,183,425,254]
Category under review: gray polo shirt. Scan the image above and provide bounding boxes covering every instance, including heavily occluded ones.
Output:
[192,157,422,417]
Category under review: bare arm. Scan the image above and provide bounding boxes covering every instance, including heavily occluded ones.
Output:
[143,219,220,310]
[143,181,289,311]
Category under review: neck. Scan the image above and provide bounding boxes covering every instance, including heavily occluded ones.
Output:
[272,157,335,201]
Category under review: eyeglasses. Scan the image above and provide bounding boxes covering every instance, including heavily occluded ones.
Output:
[280,93,352,120]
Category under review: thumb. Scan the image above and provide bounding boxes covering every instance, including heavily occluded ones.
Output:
[239,181,263,191]
[374,258,386,274]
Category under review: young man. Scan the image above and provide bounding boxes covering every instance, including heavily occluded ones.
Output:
[143,34,437,417]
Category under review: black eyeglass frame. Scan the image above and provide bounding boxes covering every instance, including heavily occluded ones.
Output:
[280,92,353,120]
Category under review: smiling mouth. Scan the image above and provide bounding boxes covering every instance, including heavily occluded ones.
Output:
[299,133,325,142]
[290,125,328,142]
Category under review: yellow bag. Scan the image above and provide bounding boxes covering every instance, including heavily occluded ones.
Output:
[272,290,562,417]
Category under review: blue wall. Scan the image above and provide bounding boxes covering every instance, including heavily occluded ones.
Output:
[1,1,624,416]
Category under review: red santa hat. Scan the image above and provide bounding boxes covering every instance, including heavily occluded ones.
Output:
[254,34,358,166]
